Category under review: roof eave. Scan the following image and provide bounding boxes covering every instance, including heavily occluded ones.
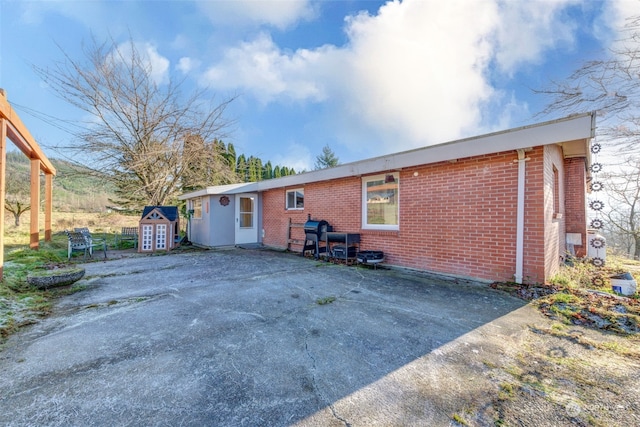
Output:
[178,112,596,199]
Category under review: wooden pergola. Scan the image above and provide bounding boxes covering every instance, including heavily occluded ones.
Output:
[0,88,56,281]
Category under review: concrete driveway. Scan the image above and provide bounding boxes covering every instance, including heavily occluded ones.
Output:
[0,248,539,426]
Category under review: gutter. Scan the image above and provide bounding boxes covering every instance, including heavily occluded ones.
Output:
[514,149,530,284]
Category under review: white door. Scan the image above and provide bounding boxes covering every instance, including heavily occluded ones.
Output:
[156,224,167,250]
[235,193,258,244]
[141,224,153,251]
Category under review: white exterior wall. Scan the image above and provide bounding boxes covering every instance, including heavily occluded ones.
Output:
[210,195,236,246]
[188,195,236,247]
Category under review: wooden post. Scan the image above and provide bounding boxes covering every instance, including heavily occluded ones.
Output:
[30,158,40,250]
[0,119,6,280]
[45,173,53,241]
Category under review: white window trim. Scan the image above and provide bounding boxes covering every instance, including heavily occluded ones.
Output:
[191,198,202,219]
[362,173,399,231]
[286,188,304,210]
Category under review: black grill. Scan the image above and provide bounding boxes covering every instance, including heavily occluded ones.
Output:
[302,216,332,258]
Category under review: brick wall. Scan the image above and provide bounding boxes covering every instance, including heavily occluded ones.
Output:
[541,145,566,281]
[564,157,588,257]
[262,176,362,249]
[262,147,584,284]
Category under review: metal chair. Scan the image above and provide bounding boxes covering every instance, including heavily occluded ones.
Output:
[67,228,107,259]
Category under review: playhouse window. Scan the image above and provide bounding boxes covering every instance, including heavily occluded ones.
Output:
[362,173,399,230]
[286,189,304,210]
[190,198,202,219]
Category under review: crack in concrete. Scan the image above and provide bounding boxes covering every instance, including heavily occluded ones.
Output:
[303,328,352,427]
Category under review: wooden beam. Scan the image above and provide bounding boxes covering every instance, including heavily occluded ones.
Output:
[0,88,56,257]
[45,173,53,241]
[0,119,6,280]
[30,158,40,250]
[0,90,56,175]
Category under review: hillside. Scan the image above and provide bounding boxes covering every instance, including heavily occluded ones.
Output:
[5,151,114,212]
[5,147,298,214]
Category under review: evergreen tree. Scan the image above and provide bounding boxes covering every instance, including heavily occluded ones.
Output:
[314,144,340,170]
[263,161,273,180]
[247,156,261,182]
[236,154,247,181]
[225,142,237,169]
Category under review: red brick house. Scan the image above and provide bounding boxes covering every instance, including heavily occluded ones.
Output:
[179,113,595,284]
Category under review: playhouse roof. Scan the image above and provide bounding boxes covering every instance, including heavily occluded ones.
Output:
[141,206,179,221]
[179,112,596,200]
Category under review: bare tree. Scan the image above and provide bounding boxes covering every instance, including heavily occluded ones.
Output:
[536,15,640,255]
[34,36,237,208]
[536,15,640,154]
[4,173,31,227]
[603,157,640,260]
[4,152,33,226]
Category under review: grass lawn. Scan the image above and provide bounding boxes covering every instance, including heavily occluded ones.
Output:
[1,211,140,340]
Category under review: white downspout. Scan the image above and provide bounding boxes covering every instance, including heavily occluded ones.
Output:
[514,149,529,284]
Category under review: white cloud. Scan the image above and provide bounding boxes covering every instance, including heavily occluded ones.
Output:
[340,0,498,146]
[600,0,640,34]
[143,44,170,85]
[270,142,313,172]
[202,33,335,103]
[111,42,170,86]
[493,0,579,74]
[200,0,606,153]
[196,0,315,30]
[177,57,200,74]
[595,0,640,47]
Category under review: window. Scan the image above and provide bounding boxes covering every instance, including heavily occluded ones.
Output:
[362,173,399,230]
[190,198,202,219]
[553,166,562,219]
[239,196,254,228]
[286,188,304,210]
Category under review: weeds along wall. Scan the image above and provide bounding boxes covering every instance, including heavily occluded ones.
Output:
[261,146,587,284]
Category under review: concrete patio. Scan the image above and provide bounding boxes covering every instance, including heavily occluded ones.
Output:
[0,248,543,426]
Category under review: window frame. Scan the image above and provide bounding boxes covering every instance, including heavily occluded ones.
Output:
[362,173,400,231]
[190,198,202,219]
[552,165,562,219]
[285,188,305,210]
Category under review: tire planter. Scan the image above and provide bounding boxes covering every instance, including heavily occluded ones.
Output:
[27,267,86,290]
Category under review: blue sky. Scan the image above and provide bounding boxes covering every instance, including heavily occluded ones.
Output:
[1,0,638,172]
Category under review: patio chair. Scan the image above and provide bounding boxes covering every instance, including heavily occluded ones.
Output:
[71,228,107,259]
[115,227,138,249]
[65,230,92,260]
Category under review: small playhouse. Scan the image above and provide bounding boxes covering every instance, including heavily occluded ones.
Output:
[138,206,180,253]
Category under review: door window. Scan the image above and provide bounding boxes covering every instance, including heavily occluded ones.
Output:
[141,225,153,251]
[156,224,167,249]
[239,197,254,228]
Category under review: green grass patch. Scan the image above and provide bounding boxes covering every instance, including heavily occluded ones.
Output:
[316,296,336,305]
[451,413,469,426]
[1,236,92,342]
[498,382,516,401]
